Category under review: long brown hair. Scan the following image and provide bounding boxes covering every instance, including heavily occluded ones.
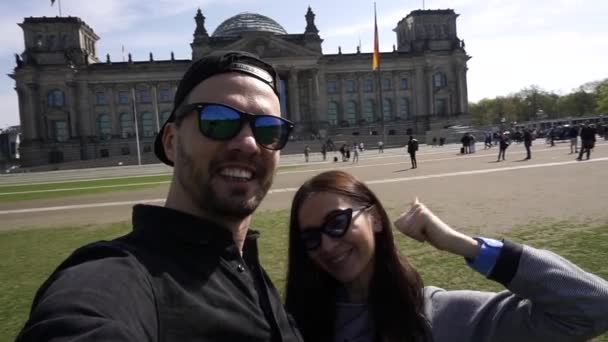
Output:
[285,170,429,342]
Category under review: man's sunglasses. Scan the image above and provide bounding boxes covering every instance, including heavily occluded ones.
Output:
[176,102,295,150]
[299,205,373,251]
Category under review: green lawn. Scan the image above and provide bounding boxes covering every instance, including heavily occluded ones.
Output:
[0,164,304,203]
[1,212,606,341]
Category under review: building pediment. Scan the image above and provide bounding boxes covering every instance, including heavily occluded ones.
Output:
[221,34,320,58]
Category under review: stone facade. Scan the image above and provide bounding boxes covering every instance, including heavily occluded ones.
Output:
[10,8,470,167]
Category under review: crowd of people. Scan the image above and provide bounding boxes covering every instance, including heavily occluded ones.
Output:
[14,51,608,342]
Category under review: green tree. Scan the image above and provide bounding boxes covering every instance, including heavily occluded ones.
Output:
[595,80,608,114]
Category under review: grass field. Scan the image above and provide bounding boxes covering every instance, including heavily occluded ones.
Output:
[0,164,303,203]
[1,210,606,341]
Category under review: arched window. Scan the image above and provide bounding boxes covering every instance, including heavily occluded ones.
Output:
[161,111,171,124]
[141,112,155,137]
[327,101,339,125]
[47,89,65,107]
[120,113,133,138]
[364,99,375,122]
[382,99,393,120]
[346,101,357,124]
[399,98,411,119]
[97,114,112,139]
[433,72,447,88]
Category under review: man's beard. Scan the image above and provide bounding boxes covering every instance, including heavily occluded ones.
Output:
[175,139,274,220]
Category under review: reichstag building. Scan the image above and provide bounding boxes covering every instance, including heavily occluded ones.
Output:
[11,7,470,166]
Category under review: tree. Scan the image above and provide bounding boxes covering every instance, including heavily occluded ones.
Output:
[596,80,608,115]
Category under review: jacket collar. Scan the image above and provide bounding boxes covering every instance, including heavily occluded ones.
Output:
[131,204,260,252]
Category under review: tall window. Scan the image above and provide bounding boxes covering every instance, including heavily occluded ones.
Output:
[382,78,392,91]
[120,113,133,138]
[161,111,171,124]
[159,88,172,102]
[47,89,65,107]
[346,101,357,124]
[382,98,393,120]
[363,79,373,93]
[400,78,410,90]
[53,120,69,142]
[96,92,107,105]
[327,101,339,125]
[433,72,447,88]
[346,80,357,93]
[141,112,155,137]
[435,98,447,116]
[327,81,338,94]
[399,98,411,119]
[138,89,151,103]
[364,99,375,122]
[97,114,112,139]
[118,91,129,104]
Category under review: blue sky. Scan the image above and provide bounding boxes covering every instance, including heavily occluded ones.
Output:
[1,0,607,128]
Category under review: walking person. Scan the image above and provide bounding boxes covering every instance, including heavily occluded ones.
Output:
[15,51,303,342]
[569,125,580,154]
[352,144,359,164]
[304,145,311,162]
[523,128,533,160]
[321,143,327,161]
[469,134,476,153]
[497,131,510,161]
[484,131,492,149]
[578,123,597,161]
[378,140,384,153]
[461,133,470,154]
[407,135,419,169]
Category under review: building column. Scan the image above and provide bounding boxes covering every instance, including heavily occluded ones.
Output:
[316,68,327,125]
[66,82,78,138]
[107,85,118,136]
[392,71,399,119]
[414,66,426,119]
[460,65,469,113]
[77,81,91,160]
[338,73,346,123]
[288,68,300,123]
[425,66,434,117]
[357,73,364,122]
[20,85,36,140]
[151,82,161,133]
[26,83,43,140]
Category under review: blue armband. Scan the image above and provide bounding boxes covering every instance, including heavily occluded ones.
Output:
[465,237,503,277]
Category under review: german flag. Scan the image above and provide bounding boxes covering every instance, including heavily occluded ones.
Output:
[372,3,380,71]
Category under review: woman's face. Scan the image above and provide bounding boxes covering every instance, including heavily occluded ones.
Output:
[297,192,381,285]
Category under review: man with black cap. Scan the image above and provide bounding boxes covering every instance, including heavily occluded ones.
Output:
[16,51,303,342]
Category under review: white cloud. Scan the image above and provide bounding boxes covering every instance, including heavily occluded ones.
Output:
[0,90,20,129]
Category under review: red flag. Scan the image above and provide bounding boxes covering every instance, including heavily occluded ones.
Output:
[372,3,380,71]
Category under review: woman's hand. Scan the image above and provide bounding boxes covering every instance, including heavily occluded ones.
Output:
[393,198,480,259]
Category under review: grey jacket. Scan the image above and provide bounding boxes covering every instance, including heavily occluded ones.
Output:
[334,241,608,342]
[424,240,608,341]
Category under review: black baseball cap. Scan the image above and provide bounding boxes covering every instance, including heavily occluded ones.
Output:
[154,51,281,166]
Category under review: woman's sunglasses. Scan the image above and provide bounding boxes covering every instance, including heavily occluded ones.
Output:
[299,205,373,251]
[176,102,295,150]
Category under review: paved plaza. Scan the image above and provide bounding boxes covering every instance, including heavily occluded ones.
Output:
[1,141,607,233]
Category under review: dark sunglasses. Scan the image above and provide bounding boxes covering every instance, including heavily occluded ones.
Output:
[176,102,295,150]
[299,205,373,251]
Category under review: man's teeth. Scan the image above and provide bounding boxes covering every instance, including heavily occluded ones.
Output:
[220,168,253,180]
[331,251,349,264]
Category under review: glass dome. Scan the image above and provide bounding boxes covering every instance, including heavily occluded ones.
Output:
[212,12,288,37]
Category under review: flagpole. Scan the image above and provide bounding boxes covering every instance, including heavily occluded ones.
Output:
[131,88,142,166]
[58,0,63,16]
[372,2,386,143]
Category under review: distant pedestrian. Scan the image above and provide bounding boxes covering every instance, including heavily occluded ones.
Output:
[523,129,533,160]
[497,132,511,161]
[345,145,351,161]
[321,143,327,161]
[359,142,364,152]
[577,123,597,161]
[484,132,492,149]
[407,135,419,168]
[352,145,359,163]
[378,141,384,153]
[304,145,311,162]
[339,144,346,161]
[432,136,437,147]
[461,133,471,154]
[569,125,579,154]
[439,137,445,146]
[469,134,476,153]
